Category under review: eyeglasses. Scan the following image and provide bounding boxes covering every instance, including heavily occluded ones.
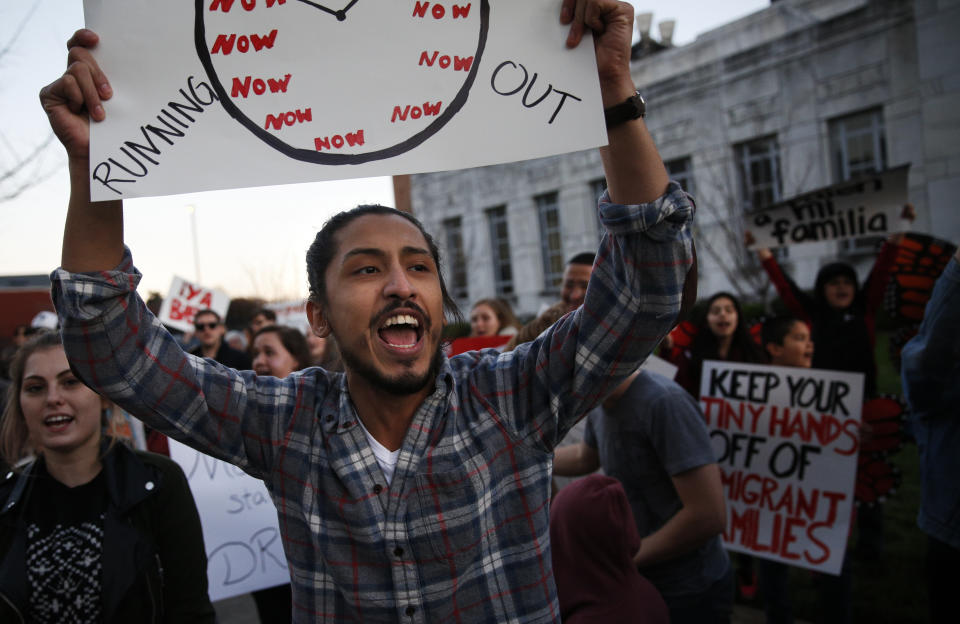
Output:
[194,322,219,331]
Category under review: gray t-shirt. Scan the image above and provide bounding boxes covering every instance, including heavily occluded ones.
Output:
[584,371,729,598]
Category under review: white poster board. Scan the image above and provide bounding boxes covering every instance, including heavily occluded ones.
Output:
[699,360,864,576]
[168,439,290,602]
[640,353,678,380]
[83,0,607,200]
[157,276,231,333]
[744,166,911,250]
[268,299,309,334]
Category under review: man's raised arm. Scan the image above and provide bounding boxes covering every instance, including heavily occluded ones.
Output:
[561,0,670,204]
[40,29,124,272]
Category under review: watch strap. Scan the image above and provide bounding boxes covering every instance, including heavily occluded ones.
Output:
[604,91,646,129]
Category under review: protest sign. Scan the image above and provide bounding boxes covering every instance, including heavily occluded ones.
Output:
[699,360,864,575]
[157,276,231,333]
[744,166,911,250]
[640,353,677,380]
[168,440,290,601]
[268,299,309,334]
[83,0,606,200]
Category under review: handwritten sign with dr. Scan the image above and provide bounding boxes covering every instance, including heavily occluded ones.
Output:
[744,166,911,250]
[699,360,864,576]
[168,440,290,602]
[83,0,606,200]
[157,276,231,333]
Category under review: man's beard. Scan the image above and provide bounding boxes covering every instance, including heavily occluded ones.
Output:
[339,335,446,396]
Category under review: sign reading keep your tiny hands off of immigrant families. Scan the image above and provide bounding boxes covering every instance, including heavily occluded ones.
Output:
[700,361,864,576]
[82,0,607,201]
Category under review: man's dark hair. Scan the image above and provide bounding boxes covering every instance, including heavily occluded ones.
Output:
[761,315,802,349]
[255,308,278,322]
[567,252,595,267]
[194,309,222,324]
[306,205,461,322]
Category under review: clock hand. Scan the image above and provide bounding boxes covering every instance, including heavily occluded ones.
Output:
[293,0,358,22]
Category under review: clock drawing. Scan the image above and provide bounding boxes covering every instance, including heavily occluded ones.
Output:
[195,0,490,165]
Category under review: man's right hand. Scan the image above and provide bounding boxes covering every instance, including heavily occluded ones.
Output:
[39,29,111,162]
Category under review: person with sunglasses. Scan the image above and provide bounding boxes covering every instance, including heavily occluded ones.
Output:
[188,309,251,370]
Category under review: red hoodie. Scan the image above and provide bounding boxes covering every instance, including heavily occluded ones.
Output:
[550,474,669,624]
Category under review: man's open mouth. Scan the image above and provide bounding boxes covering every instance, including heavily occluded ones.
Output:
[377,313,424,349]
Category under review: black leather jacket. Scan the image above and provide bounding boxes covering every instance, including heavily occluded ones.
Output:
[0,443,215,623]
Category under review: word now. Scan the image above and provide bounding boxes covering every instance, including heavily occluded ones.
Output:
[265,108,312,130]
[211,30,278,55]
[232,74,292,98]
[209,0,286,12]
[92,76,219,195]
[392,101,442,123]
[315,130,365,152]
[419,50,474,72]
[412,1,472,19]
[490,60,582,124]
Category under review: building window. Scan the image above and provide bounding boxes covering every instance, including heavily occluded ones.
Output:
[535,192,564,290]
[830,108,887,254]
[830,108,886,181]
[589,177,607,241]
[486,206,513,296]
[442,216,468,300]
[665,156,696,197]
[735,136,782,213]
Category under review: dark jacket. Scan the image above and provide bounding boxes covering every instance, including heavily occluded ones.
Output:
[0,443,215,623]
[761,243,897,398]
[190,340,251,370]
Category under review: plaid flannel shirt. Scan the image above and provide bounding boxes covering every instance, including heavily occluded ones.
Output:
[52,184,694,623]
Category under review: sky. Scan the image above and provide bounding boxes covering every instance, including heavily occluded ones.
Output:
[0,0,769,301]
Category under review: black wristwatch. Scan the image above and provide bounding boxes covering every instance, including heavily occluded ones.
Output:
[604,91,646,129]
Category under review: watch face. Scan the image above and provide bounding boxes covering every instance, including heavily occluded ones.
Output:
[196,0,490,165]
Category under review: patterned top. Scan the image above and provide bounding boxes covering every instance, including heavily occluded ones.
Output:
[26,468,106,623]
[52,185,694,623]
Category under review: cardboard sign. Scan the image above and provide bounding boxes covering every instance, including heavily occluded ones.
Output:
[83,0,606,200]
[268,299,309,334]
[640,354,677,380]
[699,360,864,575]
[744,166,911,250]
[168,439,290,602]
[158,276,231,333]
[447,334,511,355]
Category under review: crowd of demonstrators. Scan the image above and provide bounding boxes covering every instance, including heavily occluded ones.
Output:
[41,3,695,623]
[901,244,960,624]
[189,308,252,370]
[468,298,521,337]
[4,0,950,621]
[664,292,766,399]
[0,331,214,623]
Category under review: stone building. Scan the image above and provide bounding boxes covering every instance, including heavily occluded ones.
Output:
[404,0,960,315]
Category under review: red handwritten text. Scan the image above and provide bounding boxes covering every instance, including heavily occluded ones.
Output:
[211,30,278,55]
[314,130,365,151]
[232,74,293,98]
[419,51,474,72]
[209,0,286,11]
[264,108,312,130]
[391,101,442,123]
[412,2,472,19]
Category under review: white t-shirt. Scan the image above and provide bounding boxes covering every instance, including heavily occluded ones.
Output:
[357,418,401,486]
